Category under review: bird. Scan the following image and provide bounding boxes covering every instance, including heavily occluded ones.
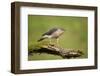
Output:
[38,27,65,45]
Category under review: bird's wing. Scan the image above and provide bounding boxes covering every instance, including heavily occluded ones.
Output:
[42,28,58,36]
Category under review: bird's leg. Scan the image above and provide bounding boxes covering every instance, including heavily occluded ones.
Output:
[49,39,55,46]
[56,38,59,46]
[49,39,52,45]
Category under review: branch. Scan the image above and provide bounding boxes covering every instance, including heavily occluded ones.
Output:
[29,44,83,59]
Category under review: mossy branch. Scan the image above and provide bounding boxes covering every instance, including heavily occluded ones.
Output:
[29,43,83,59]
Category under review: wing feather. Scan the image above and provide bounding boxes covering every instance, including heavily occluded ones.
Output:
[42,28,58,36]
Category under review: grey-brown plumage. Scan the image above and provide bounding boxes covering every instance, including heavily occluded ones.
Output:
[38,28,65,45]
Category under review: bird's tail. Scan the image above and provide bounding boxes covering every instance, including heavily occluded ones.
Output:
[37,37,45,42]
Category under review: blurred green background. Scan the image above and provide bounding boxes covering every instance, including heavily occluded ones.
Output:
[28,15,88,61]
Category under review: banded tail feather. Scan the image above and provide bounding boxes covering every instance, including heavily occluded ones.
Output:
[37,37,46,42]
[38,35,50,42]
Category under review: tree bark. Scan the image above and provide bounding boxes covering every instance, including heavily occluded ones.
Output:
[29,44,83,59]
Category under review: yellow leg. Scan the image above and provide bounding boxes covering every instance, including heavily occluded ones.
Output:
[49,39,51,44]
[56,38,59,46]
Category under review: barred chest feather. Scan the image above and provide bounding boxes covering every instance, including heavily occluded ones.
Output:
[51,29,64,38]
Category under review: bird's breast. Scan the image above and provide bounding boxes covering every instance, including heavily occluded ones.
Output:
[51,29,64,38]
